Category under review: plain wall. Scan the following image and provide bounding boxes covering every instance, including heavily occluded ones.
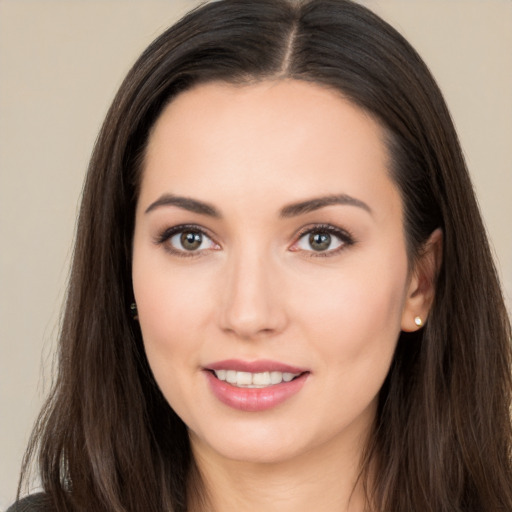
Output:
[1,0,511,508]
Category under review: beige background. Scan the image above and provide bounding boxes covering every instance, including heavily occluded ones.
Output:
[1,0,511,508]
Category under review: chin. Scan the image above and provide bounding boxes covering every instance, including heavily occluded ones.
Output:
[188,417,333,467]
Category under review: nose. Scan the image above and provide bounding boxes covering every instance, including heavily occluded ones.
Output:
[219,249,288,340]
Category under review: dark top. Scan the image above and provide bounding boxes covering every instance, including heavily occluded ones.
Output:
[6,494,51,512]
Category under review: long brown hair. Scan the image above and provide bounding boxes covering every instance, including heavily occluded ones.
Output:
[19,1,512,510]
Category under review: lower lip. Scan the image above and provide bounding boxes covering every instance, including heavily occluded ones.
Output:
[204,371,309,412]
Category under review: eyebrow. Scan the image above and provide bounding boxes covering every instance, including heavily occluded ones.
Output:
[145,194,221,217]
[279,194,372,217]
[144,192,371,218]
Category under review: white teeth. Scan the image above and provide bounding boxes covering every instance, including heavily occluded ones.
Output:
[215,369,226,381]
[237,371,252,386]
[253,371,271,386]
[212,369,300,388]
[270,371,282,384]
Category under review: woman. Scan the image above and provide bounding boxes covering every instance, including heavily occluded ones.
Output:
[11,0,512,510]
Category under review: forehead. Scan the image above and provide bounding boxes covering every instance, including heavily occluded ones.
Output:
[140,79,399,219]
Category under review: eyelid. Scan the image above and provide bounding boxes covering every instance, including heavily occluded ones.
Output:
[153,223,220,257]
[289,223,355,256]
[153,222,355,258]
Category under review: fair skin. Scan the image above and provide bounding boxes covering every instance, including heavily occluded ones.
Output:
[132,80,439,512]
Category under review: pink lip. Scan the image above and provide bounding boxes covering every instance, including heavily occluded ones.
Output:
[205,359,307,374]
[203,359,310,412]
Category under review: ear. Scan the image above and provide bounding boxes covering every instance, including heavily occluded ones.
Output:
[401,228,443,332]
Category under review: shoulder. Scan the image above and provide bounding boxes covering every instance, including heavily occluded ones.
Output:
[5,493,53,512]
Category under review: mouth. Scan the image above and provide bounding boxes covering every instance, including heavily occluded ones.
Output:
[208,369,303,388]
[203,359,310,411]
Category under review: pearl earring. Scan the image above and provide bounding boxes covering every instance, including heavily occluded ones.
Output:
[414,316,423,327]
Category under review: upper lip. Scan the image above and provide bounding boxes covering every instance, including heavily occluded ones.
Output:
[204,359,309,374]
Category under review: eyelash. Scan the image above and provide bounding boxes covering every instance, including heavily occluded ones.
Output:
[154,223,355,258]
[292,223,355,258]
[154,224,219,258]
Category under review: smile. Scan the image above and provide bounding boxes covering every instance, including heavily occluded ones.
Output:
[204,360,310,412]
[212,370,300,388]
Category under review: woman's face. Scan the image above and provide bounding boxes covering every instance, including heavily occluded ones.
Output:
[132,80,421,465]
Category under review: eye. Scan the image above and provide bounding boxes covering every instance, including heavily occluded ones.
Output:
[171,230,210,251]
[291,225,354,255]
[297,231,343,252]
[156,225,219,256]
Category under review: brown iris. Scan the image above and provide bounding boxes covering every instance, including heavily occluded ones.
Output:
[309,232,331,251]
[180,231,203,250]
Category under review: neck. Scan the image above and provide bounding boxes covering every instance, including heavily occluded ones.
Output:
[187,428,372,512]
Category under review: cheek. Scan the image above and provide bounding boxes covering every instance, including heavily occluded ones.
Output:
[294,254,407,426]
[292,248,408,364]
[295,253,407,332]
[132,247,216,371]
[132,260,215,417]
[137,280,211,346]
